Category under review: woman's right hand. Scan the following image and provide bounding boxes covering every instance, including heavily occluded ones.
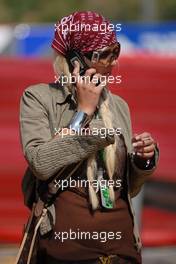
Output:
[72,61,104,116]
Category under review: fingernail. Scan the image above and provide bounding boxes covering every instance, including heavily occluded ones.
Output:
[136,152,142,156]
[132,142,138,147]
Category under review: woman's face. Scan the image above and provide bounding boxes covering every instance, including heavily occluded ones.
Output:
[84,43,120,76]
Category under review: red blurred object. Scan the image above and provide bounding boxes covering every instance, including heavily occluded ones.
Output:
[0,55,176,245]
[142,207,176,246]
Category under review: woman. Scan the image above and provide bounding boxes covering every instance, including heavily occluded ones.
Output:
[20,11,158,264]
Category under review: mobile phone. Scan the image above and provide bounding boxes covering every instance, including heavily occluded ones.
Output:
[66,49,90,76]
[66,49,100,86]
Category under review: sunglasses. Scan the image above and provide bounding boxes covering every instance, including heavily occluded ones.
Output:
[84,42,121,65]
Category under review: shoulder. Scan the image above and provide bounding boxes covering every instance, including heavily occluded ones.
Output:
[21,83,60,105]
[23,83,51,97]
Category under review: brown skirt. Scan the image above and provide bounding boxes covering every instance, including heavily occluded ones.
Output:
[37,250,141,264]
[39,188,141,263]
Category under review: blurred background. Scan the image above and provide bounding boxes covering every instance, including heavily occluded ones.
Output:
[0,0,176,263]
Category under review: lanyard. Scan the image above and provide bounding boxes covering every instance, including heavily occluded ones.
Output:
[95,109,113,209]
[97,164,113,209]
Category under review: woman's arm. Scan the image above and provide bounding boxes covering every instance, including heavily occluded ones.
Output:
[19,86,114,181]
[126,104,159,197]
[114,96,159,197]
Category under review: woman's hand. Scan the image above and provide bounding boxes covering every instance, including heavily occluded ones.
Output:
[72,61,104,116]
[132,132,156,159]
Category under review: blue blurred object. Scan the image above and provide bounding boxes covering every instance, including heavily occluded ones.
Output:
[1,22,176,56]
[119,22,176,55]
[14,24,53,57]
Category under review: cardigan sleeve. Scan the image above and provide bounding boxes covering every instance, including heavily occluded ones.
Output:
[19,86,115,181]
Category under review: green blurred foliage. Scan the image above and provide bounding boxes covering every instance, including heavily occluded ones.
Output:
[0,0,175,23]
[158,0,176,20]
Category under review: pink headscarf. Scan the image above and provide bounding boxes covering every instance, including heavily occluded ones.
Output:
[51,11,117,56]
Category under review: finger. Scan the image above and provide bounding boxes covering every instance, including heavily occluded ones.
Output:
[135,144,155,154]
[136,151,155,159]
[91,73,103,86]
[96,80,106,92]
[135,132,151,141]
[132,134,138,143]
[81,73,101,86]
[132,133,145,143]
[72,60,80,78]
[132,141,145,148]
[84,68,97,77]
[142,138,154,146]
[132,138,154,148]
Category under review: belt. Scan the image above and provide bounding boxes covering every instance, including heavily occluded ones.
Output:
[45,254,138,264]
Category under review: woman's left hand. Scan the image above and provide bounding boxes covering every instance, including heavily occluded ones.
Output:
[132,132,156,159]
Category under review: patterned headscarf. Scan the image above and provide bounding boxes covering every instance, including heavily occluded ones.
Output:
[51,11,117,56]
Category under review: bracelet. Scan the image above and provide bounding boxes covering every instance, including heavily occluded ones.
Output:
[68,111,92,132]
